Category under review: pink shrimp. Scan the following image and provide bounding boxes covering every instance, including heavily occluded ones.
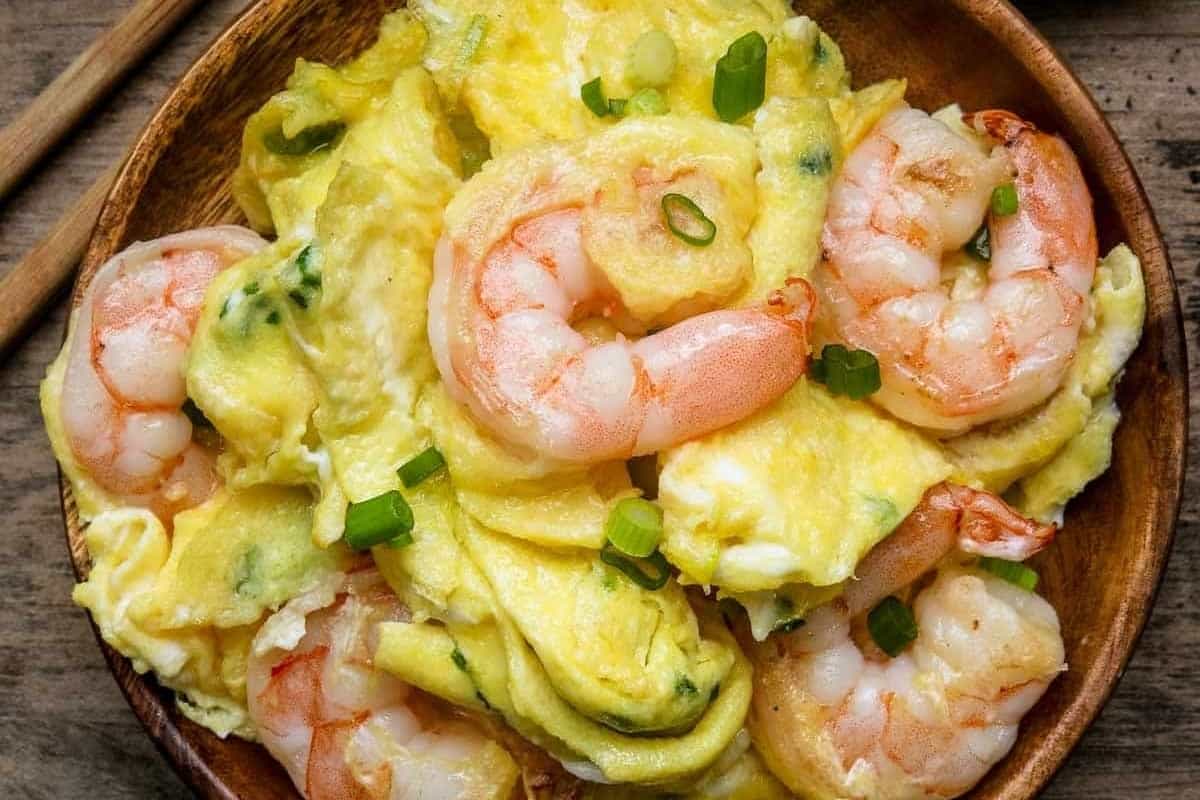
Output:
[428,194,816,464]
[815,106,1097,434]
[246,570,520,800]
[60,227,265,521]
[748,484,1062,800]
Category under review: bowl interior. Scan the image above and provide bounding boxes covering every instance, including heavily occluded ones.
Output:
[64,1,1187,799]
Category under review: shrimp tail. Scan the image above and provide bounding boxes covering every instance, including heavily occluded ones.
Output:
[843,482,1055,616]
[964,109,1038,145]
[766,277,818,336]
[944,483,1057,561]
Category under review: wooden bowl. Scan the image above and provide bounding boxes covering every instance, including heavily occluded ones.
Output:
[59,0,1188,798]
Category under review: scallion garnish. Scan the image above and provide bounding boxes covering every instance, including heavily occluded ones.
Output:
[581,77,610,117]
[625,87,668,116]
[398,446,446,488]
[809,344,881,400]
[263,121,346,156]
[627,30,678,88]
[979,556,1039,591]
[965,223,991,261]
[343,490,414,551]
[600,543,671,591]
[457,14,488,65]
[867,596,918,657]
[605,497,663,557]
[661,193,717,246]
[991,183,1019,216]
[712,31,768,122]
[608,98,628,116]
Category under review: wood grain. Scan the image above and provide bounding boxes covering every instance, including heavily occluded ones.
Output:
[0,1,1196,799]
[0,162,117,355]
[0,0,203,201]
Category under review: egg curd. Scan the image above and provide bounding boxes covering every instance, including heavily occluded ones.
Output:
[41,2,1145,798]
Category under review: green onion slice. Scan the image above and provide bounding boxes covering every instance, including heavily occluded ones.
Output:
[398,446,447,488]
[978,556,1039,591]
[809,344,881,400]
[712,31,768,123]
[626,87,668,116]
[457,15,488,65]
[605,497,663,557]
[991,183,1019,216]
[662,193,717,246]
[868,596,918,657]
[263,121,346,156]
[965,223,991,261]
[600,543,671,591]
[343,490,414,551]
[581,77,610,117]
[607,97,628,116]
[628,30,678,88]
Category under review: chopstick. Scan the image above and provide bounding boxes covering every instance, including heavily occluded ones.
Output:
[0,163,119,356]
[0,0,205,356]
[0,0,204,201]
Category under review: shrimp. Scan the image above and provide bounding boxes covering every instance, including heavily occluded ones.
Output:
[60,227,265,521]
[747,484,1063,800]
[428,185,816,464]
[815,105,1098,434]
[246,569,521,800]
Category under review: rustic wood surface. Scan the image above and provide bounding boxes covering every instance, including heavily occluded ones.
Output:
[0,1,1194,798]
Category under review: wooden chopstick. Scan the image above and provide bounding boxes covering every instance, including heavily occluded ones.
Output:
[0,0,207,356]
[0,163,119,355]
[0,0,204,202]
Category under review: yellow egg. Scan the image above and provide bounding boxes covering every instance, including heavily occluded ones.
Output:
[659,380,951,594]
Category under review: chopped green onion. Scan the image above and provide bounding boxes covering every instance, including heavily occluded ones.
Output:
[457,15,488,65]
[868,596,918,657]
[181,398,214,430]
[965,223,991,261]
[809,344,881,400]
[991,183,1019,216]
[607,97,628,116]
[295,245,321,287]
[581,77,610,117]
[343,490,414,551]
[674,675,698,697]
[979,557,1039,591]
[265,309,281,325]
[661,193,717,246]
[605,497,663,557]
[625,87,668,116]
[385,531,415,549]
[627,30,678,88]
[600,543,671,591]
[243,281,260,295]
[712,31,767,123]
[797,146,834,176]
[263,121,345,156]
[451,648,469,671]
[287,290,309,309]
[398,446,446,488]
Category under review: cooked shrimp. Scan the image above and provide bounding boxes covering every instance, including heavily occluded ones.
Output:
[60,227,265,521]
[816,105,1097,434]
[429,202,816,464]
[748,484,1063,800]
[246,569,520,800]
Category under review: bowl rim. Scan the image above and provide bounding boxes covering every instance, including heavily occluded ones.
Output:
[57,0,1189,798]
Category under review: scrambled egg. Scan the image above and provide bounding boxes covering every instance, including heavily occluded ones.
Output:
[71,487,345,738]
[42,1,1147,797]
[659,380,951,594]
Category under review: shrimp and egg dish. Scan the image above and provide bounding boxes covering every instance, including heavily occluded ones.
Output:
[42,2,1148,798]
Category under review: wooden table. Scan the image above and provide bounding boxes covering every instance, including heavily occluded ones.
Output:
[0,1,1195,797]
